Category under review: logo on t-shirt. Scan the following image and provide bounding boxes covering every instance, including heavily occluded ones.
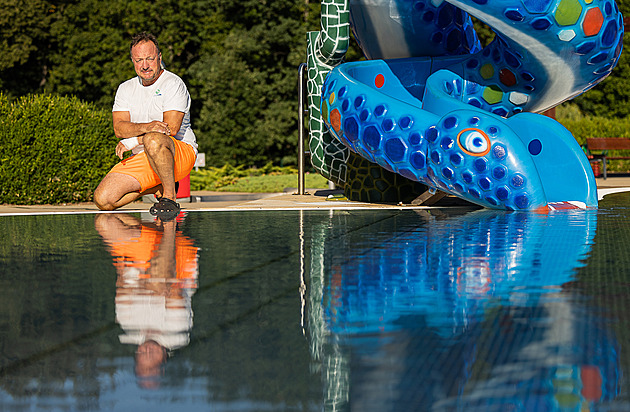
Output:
[155,89,162,96]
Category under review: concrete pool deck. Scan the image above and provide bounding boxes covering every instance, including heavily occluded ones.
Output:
[1,175,630,215]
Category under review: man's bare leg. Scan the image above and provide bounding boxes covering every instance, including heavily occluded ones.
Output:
[94,132,178,211]
[142,132,177,201]
[94,173,145,210]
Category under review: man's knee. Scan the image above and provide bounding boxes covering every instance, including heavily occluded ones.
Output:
[143,132,169,148]
[94,172,142,210]
[94,180,122,211]
[95,201,116,211]
[93,189,116,211]
[143,132,174,155]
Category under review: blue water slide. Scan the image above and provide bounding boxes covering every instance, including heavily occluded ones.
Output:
[322,62,597,209]
[320,0,623,210]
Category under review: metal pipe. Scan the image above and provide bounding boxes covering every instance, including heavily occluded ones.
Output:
[297,63,307,195]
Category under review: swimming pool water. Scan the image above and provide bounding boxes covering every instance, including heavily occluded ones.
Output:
[1,193,630,410]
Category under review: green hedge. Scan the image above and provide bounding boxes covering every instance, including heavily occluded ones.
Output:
[559,118,630,145]
[557,104,630,173]
[0,94,118,204]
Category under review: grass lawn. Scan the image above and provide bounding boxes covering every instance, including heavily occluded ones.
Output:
[215,173,330,193]
[191,169,330,193]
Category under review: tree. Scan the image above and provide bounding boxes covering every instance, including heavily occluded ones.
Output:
[188,0,307,167]
[0,0,54,96]
[45,0,206,108]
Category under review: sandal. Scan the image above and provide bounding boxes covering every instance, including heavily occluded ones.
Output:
[149,197,181,221]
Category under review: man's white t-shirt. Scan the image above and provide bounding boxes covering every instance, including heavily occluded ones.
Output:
[113,70,198,155]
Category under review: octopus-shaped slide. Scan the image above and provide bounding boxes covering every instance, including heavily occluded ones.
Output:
[308,0,623,210]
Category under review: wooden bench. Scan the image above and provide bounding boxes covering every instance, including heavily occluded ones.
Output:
[585,138,630,179]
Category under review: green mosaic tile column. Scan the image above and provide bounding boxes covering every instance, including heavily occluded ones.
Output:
[306,0,350,186]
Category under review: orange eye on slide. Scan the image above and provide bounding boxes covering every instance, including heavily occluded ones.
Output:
[457,128,491,157]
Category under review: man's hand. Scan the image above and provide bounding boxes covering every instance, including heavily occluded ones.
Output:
[116,141,129,159]
[146,120,171,136]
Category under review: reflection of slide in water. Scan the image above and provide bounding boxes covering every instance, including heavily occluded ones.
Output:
[327,210,597,335]
[315,0,623,210]
[307,209,620,410]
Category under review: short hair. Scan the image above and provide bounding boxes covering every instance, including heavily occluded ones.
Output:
[130,32,160,57]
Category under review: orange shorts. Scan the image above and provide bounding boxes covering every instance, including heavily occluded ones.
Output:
[109,225,199,287]
[109,138,196,192]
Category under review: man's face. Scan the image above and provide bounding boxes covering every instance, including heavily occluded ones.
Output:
[131,41,162,86]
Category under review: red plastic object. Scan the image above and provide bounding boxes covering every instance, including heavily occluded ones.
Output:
[177,174,191,199]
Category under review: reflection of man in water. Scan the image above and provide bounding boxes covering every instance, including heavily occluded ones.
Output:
[94,213,198,388]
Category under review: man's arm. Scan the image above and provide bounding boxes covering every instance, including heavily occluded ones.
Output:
[113,110,187,159]
[112,111,171,139]
[112,110,185,139]
[162,110,185,137]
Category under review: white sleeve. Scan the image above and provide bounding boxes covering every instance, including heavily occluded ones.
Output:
[163,78,191,113]
[120,136,139,150]
[112,83,131,112]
